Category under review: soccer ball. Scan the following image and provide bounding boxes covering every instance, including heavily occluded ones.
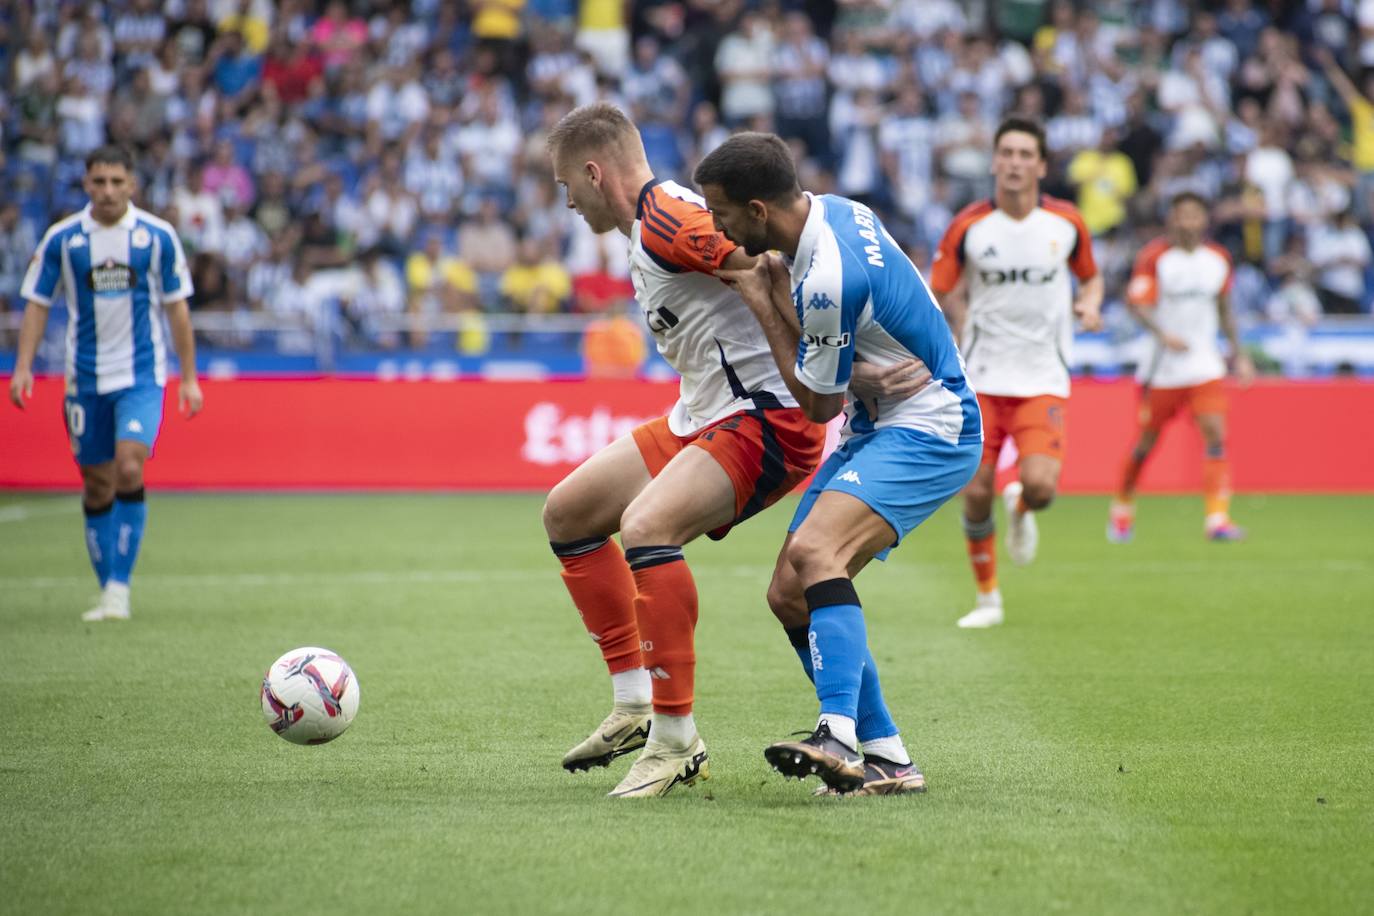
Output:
[260,647,360,745]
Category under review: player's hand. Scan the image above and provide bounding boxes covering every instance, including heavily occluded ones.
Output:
[1162,333,1189,352]
[179,377,204,417]
[9,369,33,409]
[715,257,774,311]
[849,358,932,402]
[1233,351,1256,386]
[1074,299,1103,332]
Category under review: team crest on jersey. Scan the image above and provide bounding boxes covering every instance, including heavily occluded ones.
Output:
[131,227,151,249]
[89,258,137,295]
[686,232,719,261]
[807,292,837,311]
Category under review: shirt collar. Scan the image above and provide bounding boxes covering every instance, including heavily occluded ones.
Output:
[789,192,823,287]
[80,204,138,232]
[635,178,661,221]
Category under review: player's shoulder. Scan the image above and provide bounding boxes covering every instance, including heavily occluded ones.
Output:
[1038,194,1089,229]
[1202,239,1233,267]
[642,180,710,225]
[942,198,996,241]
[131,207,181,243]
[1136,235,1172,266]
[40,210,86,243]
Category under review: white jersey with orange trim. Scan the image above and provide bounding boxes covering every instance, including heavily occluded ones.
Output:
[929,195,1097,399]
[1126,237,1233,389]
[628,179,799,435]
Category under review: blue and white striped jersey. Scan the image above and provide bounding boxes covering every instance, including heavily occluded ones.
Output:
[789,193,981,445]
[21,204,193,395]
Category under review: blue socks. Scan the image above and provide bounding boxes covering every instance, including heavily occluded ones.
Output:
[786,622,899,743]
[83,500,115,587]
[803,578,880,727]
[109,488,147,585]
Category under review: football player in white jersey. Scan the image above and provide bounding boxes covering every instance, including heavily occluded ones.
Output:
[1109,191,1254,542]
[929,117,1104,629]
[701,132,982,796]
[540,103,830,798]
[9,145,202,622]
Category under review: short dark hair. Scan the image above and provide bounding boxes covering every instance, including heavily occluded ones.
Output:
[546,102,640,162]
[994,117,1047,161]
[1169,190,1209,211]
[86,145,135,172]
[693,132,800,204]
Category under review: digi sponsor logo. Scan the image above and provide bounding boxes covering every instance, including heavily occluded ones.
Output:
[802,331,851,349]
[977,266,1058,286]
[89,259,137,295]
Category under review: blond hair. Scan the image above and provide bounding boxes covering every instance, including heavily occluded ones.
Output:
[546,103,643,164]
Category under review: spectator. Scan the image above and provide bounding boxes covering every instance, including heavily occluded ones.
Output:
[310,1,368,71]
[1067,126,1138,236]
[716,12,776,126]
[773,13,831,165]
[112,0,167,74]
[1245,123,1295,260]
[175,161,228,255]
[582,312,647,378]
[203,138,255,210]
[13,30,56,91]
[405,234,478,347]
[879,85,937,221]
[500,236,572,314]
[1309,209,1372,314]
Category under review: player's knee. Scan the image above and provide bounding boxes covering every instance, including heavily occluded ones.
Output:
[114,457,144,491]
[541,489,573,540]
[617,505,671,549]
[82,476,115,506]
[784,530,837,582]
[1021,479,1057,510]
[766,576,807,627]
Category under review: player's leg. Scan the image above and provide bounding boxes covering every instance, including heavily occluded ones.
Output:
[1108,387,1175,543]
[607,445,737,798]
[542,432,654,771]
[98,386,166,620]
[68,390,118,621]
[959,394,1004,627]
[1001,396,1066,567]
[767,533,922,795]
[1193,382,1242,540]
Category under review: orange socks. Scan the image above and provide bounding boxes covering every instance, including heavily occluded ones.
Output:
[1203,456,1231,521]
[625,546,698,716]
[1117,450,1147,504]
[552,537,641,675]
[962,515,998,595]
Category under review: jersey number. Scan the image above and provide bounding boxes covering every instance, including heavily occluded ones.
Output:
[65,402,86,437]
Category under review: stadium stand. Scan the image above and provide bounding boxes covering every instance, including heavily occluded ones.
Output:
[2,0,1373,378]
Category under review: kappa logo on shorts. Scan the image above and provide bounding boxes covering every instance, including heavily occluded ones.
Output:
[126,419,144,433]
[838,470,862,485]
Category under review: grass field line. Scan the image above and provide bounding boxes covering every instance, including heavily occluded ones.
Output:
[0,502,75,523]
[2,558,1368,591]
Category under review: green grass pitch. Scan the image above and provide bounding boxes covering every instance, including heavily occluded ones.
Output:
[1,492,1370,915]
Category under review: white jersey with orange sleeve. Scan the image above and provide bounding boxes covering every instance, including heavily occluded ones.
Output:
[1126,237,1233,389]
[628,179,799,435]
[929,195,1097,399]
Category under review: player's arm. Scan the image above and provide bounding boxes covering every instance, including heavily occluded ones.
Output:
[1216,289,1255,385]
[716,254,845,422]
[164,299,203,417]
[11,226,65,408]
[929,219,968,338]
[157,227,203,416]
[1125,243,1187,352]
[8,302,50,409]
[1073,271,1105,332]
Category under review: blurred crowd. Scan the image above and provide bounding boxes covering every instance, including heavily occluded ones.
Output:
[1,0,1373,356]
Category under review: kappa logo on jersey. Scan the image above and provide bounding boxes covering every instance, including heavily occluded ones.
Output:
[69,235,87,248]
[837,470,862,485]
[803,330,851,349]
[89,259,138,295]
[978,266,1059,286]
[807,292,838,311]
[980,245,998,258]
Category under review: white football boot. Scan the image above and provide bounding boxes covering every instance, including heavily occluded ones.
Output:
[607,735,709,798]
[957,590,1004,629]
[81,582,131,622]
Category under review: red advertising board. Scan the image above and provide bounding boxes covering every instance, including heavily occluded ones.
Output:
[2,378,1371,492]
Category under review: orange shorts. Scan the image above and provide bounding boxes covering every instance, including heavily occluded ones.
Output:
[977,393,1067,466]
[633,407,826,539]
[1140,379,1227,433]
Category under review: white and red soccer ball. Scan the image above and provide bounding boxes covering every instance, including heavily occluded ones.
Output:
[260,647,360,745]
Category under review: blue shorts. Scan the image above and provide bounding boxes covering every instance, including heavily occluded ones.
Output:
[789,427,981,560]
[64,384,165,466]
